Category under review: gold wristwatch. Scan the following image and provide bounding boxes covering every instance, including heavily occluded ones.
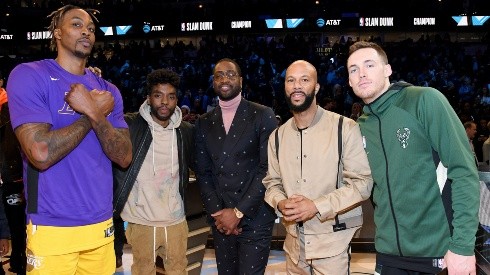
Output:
[234,208,244,218]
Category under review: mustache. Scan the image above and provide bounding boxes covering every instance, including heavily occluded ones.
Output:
[288,91,307,98]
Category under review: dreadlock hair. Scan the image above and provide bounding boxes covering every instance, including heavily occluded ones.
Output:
[46,5,99,52]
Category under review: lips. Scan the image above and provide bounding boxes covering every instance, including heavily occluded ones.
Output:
[358,81,371,89]
[218,85,233,93]
[78,38,92,48]
[291,92,305,100]
[158,106,169,113]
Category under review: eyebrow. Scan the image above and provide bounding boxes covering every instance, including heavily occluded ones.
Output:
[215,70,235,73]
[349,59,376,68]
[69,15,94,25]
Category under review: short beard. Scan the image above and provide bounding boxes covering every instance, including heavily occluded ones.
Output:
[74,49,90,59]
[286,92,315,112]
[150,105,174,122]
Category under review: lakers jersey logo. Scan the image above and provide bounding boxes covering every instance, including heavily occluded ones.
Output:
[58,92,76,115]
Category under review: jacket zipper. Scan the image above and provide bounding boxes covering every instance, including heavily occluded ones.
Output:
[368,104,403,256]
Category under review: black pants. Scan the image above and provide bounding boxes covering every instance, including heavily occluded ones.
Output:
[212,220,274,275]
[113,216,126,259]
[2,181,26,275]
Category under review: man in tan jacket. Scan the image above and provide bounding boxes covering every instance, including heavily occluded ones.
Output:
[263,60,373,274]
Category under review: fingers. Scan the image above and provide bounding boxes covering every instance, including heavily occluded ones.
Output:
[217,226,227,234]
[218,227,241,235]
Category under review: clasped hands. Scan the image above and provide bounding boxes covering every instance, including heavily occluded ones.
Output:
[65,83,114,119]
[278,194,318,222]
[212,208,242,236]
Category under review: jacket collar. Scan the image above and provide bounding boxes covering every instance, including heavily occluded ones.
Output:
[363,81,413,116]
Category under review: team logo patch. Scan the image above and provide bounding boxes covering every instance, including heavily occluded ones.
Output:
[396,127,410,149]
[26,249,44,271]
[432,258,444,269]
[104,224,115,238]
[6,193,24,206]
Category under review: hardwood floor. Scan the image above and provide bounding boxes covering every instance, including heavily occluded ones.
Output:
[115,244,376,275]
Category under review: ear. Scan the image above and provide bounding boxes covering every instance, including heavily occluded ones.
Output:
[384,64,393,78]
[53,29,61,40]
[315,83,320,95]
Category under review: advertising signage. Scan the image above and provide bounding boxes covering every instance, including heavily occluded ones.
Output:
[26,31,51,40]
[231,20,252,29]
[98,25,135,36]
[181,21,214,32]
[452,15,490,26]
[313,18,344,30]
[413,17,437,26]
[97,22,169,38]
[359,17,395,27]
[0,34,13,40]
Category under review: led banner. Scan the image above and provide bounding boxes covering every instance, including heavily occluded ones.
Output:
[263,18,305,29]
[142,23,166,33]
[181,21,214,32]
[99,26,114,36]
[412,17,437,26]
[359,17,395,27]
[99,25,133,36]
[315,18,342,29]
[26,31,52,40]
[230,20,252,29]
[98,22,170,37]
[115,25,132,35]
[452,15,490,26]
[407,16,444,30]
[0,34,13,40]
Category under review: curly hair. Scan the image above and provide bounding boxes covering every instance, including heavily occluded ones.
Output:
[46,5,99,52]
[146,69,181,95]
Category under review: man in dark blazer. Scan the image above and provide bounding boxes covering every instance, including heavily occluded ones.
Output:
[194,58,278,274]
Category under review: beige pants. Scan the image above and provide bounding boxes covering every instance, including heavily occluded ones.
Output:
[286,247,349,275]
[286,225,350,274]
[126,220,188,275]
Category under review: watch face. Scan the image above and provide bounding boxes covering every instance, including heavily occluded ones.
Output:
[234,208,243,218]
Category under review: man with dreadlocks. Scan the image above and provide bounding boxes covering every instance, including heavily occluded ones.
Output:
[6,5,132,274]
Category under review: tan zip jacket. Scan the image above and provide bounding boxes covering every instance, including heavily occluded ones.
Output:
[263,106,373,260]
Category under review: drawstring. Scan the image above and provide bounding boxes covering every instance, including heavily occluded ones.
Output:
[164,226,168,261]
[152,226,168,262]
[171,128,175,177]
[153,226,156,262]
[151,120,156,175]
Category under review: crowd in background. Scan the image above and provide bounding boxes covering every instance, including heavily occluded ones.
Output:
[1,32,489,132]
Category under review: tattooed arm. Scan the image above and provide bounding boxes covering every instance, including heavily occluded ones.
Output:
[15,84,132,171]
[65,83,132,168]
[88,120,131,168]
[14,119,92,171]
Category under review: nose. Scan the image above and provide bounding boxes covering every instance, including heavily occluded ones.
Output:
[81,26,91,36]
[359,68,367,78]
[292,79,303,89]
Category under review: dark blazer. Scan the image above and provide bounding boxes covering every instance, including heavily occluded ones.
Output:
[194,98,278,226]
